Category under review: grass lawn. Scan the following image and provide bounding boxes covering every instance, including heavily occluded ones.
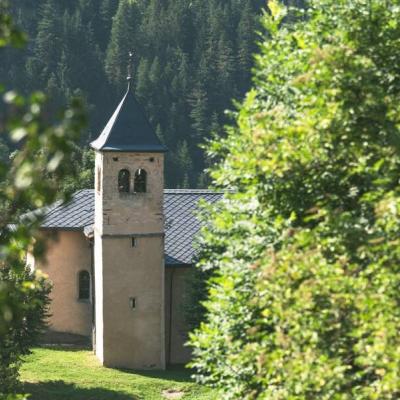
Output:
[20,347,217,400]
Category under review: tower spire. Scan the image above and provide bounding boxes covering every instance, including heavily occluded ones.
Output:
[90,50,167,153]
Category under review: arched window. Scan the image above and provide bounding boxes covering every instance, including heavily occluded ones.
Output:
[78,270,90,300]
[118,169,130,193]
[134,169,147,193]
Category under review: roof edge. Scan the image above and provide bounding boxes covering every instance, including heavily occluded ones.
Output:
[92,146,168,153]
[40,227,84,232]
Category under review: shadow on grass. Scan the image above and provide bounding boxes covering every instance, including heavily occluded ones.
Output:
[38,344,91,352]
[22,381,136,400]
[115,365,194,383]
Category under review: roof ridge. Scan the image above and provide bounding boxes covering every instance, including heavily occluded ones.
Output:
[163,189,225,194]
[75,188,93,194]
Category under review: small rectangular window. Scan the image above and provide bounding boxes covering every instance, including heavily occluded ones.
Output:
[129,297,136,310]
[131,237,137,247]
[96,167,101,193]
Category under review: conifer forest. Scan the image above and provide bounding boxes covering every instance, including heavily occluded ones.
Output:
[1,0,270,188]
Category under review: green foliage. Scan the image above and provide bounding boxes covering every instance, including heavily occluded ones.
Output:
[60,146,95,195]
[189,1,400,398]
[0,1,26,48]
[0,267,51,394]
[0,5,86,395]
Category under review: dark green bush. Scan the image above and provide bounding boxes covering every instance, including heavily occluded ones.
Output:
[189,1,400,398]
[0,267,51,393]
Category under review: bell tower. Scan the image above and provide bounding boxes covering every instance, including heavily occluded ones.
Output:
[91,60,167,369]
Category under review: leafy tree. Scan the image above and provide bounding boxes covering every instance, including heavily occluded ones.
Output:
[60,146,95,195]
[0,267,51,394]
[0,3,86,394]
[0,137,9,163]
[189,1,400,398]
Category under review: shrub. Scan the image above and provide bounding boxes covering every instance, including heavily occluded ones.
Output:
[0,267,51,393]
[189,1,400,398]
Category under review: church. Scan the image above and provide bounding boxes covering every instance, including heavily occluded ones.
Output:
[27,81,222,370]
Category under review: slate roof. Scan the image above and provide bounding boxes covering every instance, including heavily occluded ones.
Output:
[90,84,167,153]
[40,189,223,265]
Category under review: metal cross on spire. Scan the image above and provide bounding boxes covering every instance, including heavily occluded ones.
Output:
[127,51,134,82]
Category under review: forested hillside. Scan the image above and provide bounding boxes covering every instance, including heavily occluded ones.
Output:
[2,0,304,188]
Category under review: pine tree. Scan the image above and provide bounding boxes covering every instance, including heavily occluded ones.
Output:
[176,140,192,188]
[105,0,141,89]
[237,0,256,93]
[98,0,119,50]
[216,34,236,107]
[135,58,151,102]
[188,85,209,140]
[28,0,62,87]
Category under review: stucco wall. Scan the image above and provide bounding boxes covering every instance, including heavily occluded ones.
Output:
[97,236,165,369]
[30,230,92,336]
[165,267,192,364]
